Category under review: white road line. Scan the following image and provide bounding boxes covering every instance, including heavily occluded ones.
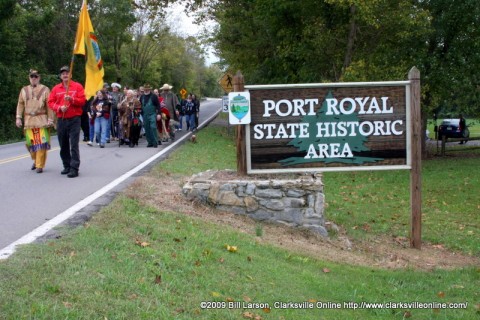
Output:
[0,107,221,259]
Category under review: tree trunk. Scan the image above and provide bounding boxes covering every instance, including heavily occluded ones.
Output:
[343,4,357,75]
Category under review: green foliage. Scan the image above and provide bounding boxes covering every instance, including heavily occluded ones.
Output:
[205,0,480,117]
[0,0,26,141]
[0,0,221,142]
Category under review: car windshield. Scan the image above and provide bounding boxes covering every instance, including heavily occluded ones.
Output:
[441,119,459,126]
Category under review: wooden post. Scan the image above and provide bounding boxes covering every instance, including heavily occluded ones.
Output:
[409,67,422,249]
[233,71,247,176]
[441,135,446,156]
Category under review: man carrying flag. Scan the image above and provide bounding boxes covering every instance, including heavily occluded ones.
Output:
[48,0,102,178]
[48,66,86,178]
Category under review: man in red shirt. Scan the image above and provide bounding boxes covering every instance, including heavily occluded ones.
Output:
[48,65,86,178]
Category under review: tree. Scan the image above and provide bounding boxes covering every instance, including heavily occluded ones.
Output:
[0,0,27,141]
[280,91,382,166]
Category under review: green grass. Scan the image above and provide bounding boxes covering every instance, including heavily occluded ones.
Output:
[0,198,477,319]
[323,157,480,256]
[0,124,478,319]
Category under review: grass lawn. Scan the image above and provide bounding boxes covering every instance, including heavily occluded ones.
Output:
[0,125,478,319]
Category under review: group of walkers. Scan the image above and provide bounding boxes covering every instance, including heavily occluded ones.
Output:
[15,66,200,178]
[84,83,200,149]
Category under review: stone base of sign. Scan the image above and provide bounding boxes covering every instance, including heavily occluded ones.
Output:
[182,170,327,236]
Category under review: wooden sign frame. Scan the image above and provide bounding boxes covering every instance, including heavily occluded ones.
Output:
[235,68,422,249]
[245,81,411,174]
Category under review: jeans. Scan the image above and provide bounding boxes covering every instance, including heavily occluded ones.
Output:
[185,114,195,131]
[178,114,184,130]
[89,120,95,142]
[94,117,108,145]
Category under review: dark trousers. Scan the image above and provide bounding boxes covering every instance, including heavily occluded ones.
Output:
[81,111,90,140]
[57,116,81,170]
[110,109,118,139]
[130,125,141,145]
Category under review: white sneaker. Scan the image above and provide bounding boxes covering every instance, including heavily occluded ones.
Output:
[87,141,92,146]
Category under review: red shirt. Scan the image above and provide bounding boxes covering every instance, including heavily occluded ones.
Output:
[48,80,86,119]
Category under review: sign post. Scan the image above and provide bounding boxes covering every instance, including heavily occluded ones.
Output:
[409,67,422,249]
[233,71,247,175]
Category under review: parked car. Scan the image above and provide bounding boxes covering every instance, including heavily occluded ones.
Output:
[437,119,469,140]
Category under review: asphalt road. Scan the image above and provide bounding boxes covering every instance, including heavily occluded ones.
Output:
[0,98,222,258]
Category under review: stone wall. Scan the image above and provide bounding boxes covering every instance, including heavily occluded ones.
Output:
[182,170,327,236]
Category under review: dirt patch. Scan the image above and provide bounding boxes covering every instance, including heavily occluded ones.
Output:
[124,173,479,271]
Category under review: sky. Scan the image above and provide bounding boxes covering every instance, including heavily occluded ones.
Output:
[165,3,219,65]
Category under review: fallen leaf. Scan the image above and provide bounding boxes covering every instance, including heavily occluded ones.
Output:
[432,244,444,249]
[154,275,162,285]
[403,311,412,318]
[171,252,177,259]
[128,294,138,300]
[195,260,201,267]
[243,296,252,302]
[308,299,317,303]
[437,291,445,298]
[63,301,73,308]
[226,297,234,302]
[226,245,238,253]
[219,257,225,263]
[322,268,331,273]
[134,238,150,247]
[262,307,271,313]
[173,238,182,242]
[246,275,254,280]
[242,312,254,319]
[211,291,221,297]
[247,256,252,262]
[362,224,371,232]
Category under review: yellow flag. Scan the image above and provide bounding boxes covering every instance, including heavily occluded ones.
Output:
[73,0,104,99]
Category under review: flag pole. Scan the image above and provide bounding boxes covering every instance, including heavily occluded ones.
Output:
[66,0,85,100]
[63,0,85,119]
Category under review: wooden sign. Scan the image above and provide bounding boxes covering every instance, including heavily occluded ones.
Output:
[245,82,411,173]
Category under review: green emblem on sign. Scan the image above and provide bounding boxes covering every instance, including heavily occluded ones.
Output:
[230,94,249,122]
[280,91,384,166]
